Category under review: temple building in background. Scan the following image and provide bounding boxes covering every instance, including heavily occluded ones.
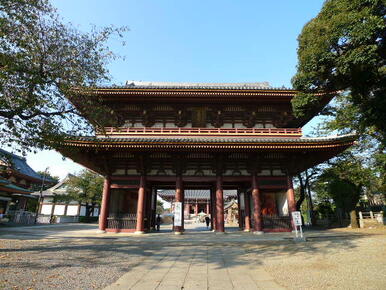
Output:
[56,81,355,233]
[0,148,54,223]
[158,189,237,218]
[32,174,100,224]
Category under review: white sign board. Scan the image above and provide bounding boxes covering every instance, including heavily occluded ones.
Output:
[292,211,302,226]
[174,202,182,226]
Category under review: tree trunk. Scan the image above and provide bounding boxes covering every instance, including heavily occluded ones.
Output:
[296,174,305,211]
[336,208,343,226]
[85,202,91,217]
[305,177,315,225]
[350,210,359,228]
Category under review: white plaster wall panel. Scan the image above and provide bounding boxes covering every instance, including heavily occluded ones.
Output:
[93,208,99,216]
[66,205,79,216]
[272,169,285,176]
[54,205,65,215]
[79,206,86,216]
[258,169,271,176]
[41,204,52,215]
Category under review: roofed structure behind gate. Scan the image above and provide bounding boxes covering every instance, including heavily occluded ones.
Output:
[56,81,355,234]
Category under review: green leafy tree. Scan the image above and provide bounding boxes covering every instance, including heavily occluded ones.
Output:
[156,200,164,215]
[56,170,103,217]
[0,0,126,152]
[292,0,386,142]
[314,156,374,228]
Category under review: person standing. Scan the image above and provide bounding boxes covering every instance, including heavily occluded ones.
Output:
[156,214,161,231]
[205,216,210,229]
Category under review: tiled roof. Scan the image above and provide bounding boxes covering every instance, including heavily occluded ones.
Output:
[69,134,356,145]
[158,189,237,200]
[32,174,75,197]
[0,148,46,182]
[123,81,276,90]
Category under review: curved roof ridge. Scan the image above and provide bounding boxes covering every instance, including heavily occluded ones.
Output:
[125,80,272,89]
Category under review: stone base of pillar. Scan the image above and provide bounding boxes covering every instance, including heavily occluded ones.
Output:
[96,229,106,234]
[243,229,251,232]
[215,231,226,234]
[253,231,264,235]
[174,231,183,235]
[134,231,145,235]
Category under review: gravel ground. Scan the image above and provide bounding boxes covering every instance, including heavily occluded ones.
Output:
[257,228,386,290]
[0,239,160,289]
[0,227,385,289]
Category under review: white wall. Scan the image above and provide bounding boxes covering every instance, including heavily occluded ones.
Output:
[93,208,99,216]
[53,205,65,215]
[66,205,79,216]
[41,204,53,215]
[79,206,86,216]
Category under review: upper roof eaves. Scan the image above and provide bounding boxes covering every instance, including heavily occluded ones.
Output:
[124,80,276,90]
[88,81,292,91]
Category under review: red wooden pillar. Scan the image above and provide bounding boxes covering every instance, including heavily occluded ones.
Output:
[210,187,216,231]
[215,175,225,232]
[174,175,184,234]
[244,192,252,232]
[252,174,263,233]
[99,177,111,231]
[206,202,210,215]
[135,175,146,234]
[286,175,296,230]
[151,188,157,230]
[184,203,190,218]
[194,202,198,215]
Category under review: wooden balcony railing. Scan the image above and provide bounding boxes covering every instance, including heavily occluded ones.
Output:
[97,127,302,137]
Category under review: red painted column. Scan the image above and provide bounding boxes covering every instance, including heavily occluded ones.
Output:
[194,202,198,215]
[252,174,263,233]
[174,175,184,234]
[215,175,225,232]
[210,188,216,231]
[135,175,146,234]
[244,192,251,232]
[286,175,296,230]
[99,177,111,231]
[206,202,210,215]
[184,203,190,218]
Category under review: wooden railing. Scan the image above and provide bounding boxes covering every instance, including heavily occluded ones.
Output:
[107,214,137,229]
[97,127,302,137]
[262,215,292,230]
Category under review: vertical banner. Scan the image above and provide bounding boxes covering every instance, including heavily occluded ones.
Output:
[240,192,245,210]
[174,202,182,226]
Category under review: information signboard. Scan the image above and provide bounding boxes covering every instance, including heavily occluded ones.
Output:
[174,202,182,226]
[292,211,302,226]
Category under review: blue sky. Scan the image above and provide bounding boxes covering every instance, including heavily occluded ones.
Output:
[24,0,325,179]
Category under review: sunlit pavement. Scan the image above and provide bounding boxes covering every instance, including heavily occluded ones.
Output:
[1,223,384,289]
[0,221,363,242]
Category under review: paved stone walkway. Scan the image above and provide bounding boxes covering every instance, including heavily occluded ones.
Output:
[105,242,285,290]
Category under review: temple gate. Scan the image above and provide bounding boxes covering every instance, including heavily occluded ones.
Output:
[57,81,355,234]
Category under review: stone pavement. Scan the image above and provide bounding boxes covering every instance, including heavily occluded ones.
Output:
[1,223,384,290]
[104,223,286,289]
[104,244,285,290]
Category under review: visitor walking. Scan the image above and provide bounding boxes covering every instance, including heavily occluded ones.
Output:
[205,216,210,229]
[156,214,161,231]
